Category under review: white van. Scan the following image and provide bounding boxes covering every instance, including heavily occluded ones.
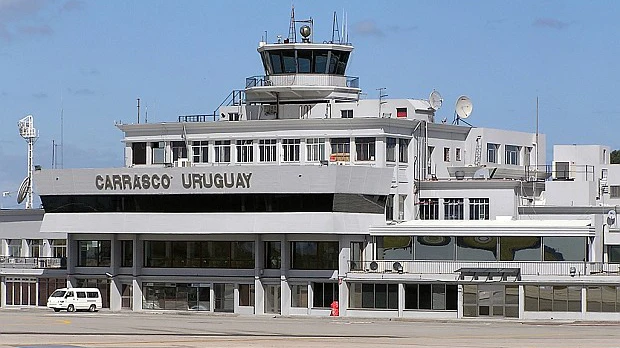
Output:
[47,288,102,313]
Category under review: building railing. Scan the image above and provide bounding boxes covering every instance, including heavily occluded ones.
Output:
[245,75,360,88]
[349,260,620,276]
[525,164,595,182]
[0,256,66,269]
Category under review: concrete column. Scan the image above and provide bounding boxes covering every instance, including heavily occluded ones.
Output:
[254,276,264,315]
[457,284,464,319]
[0,277,6,307]
[339,236,350,317]
[254,234,263,315]
[280,235,290,316]
[581,286,587,318]
[398,283,404,318]
[519,285,525,319]
[109,235,121,311]
[375,138,385,167]
[66,234,77,288]
[42,239,51,257]
[21,239,28,257]
[132,277,143,312]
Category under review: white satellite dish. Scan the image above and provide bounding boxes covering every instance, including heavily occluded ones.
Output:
[455,96,473,119]
[429,90,443,110]
[17,177,29,204]
[608,210,617,227]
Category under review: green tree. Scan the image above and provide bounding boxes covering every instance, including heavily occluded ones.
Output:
[611,150,620,164]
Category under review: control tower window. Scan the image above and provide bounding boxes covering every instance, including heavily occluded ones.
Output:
[328,51,350,75]
[270,52,283,74]
[282,50,297,73]
[297,50,312,73]
[314,50,328,73]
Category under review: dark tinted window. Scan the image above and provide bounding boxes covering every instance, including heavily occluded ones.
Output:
[297,50,312,73]
[270,51,282,74]
[77,292,86,298]
[313,50,328,73]
[132,142,146,165]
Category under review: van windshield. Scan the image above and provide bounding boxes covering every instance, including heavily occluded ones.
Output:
[50,290,66,298]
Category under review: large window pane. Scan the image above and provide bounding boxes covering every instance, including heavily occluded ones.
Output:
[568,286,582,312]
[587,286,602,312]
[500,237,541,261]
[524,285,539,312]
[432,284,446,310]
[539,286,553,311]
[404,284,418,309]
[418,284,432,310]
[543,237,586,261]
[602,286,616,312]
[415,236,454,260]
[376,236,413,260]
[552,286,568,312]
[456,237,497,261]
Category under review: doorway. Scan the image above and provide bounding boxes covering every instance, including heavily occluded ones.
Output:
[264,284,281,314]
[214,283,234,312]
[463,284,519,318]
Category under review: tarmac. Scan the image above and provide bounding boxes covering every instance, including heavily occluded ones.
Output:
[1,308,619,347]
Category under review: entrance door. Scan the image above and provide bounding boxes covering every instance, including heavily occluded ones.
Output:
[188,285,210,311]
[264,284,281,314]
[214,283,234,312]
[6,278,37,306]
[463,284,519,318]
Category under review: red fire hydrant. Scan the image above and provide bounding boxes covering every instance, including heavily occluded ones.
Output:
[330,300,339,316]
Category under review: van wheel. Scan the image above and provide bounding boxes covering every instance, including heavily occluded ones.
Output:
[67,304,75,312]
[53,308,60,312]
[89,304,96,312]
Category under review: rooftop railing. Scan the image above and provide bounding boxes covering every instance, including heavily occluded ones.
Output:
[245,75,360,88]
[349,260,620,277]
[525,164,595,182]
[0,256,66,269]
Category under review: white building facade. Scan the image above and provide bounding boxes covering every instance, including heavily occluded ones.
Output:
[32,20,620,320]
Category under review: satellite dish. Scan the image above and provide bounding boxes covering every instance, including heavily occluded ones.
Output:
[17,177,29,204]
[608,210,617,227]
[429,90,443,110]
[455,96,473,119]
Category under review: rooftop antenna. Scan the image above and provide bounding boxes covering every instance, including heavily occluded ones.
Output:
[17,115,38,209]
[137,98,140,124]
[288,5,296,43]
[331,11,341,43]
[453,95,473,126]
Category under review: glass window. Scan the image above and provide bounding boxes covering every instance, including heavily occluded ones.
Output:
[419,198,439,220]
[291,284,308,308]
[269,51,283,74]
[313,283,338,308]
[171,141,187,161]
[259,139,277,162]
[455,148,461,161]
[487,143,498,163]
[399,139,409,163]
[291,241,339,270]
[376,236,413,260]
[214,140,231,163]
[609,245,620,263]
[456,237,497,261]
[282,50,296,73]
[297,50,312,73]
[282,139,300,162]
[132,142,146,165]
[313,50,328,73]
[336,51,349,75]
[306,138,325,162]
[121,240,133,267]
[236,140,254,163]
[500,237,541,261]
[349,283,397,309]
[51,239,67,259]
[415,236,454,260]
[444,198,464,220]
[610,186,620,199]
[385,194,394,221]
[524,285,539,311]
[265,241,281,269]
[341,109,353,118]
[469,198,489,220]
[78,240,111,267]
[396,108,407,118]
[192,141,208,163]
[330,138,350,161]
[587,286,602,312]
[543,237,586,261]
[386,138,396,162]
[328,51,339,74]
[398,195,407,220]
[443,147,450,162]
[151,141,165,164]
[239,284,255,306]
[355,137,375,161]
[505,145,520,165]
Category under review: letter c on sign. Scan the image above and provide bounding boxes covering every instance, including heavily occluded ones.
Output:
[95,175,104,190]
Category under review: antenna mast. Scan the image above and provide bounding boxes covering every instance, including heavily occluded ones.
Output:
[137,98,141,124]
[378,87,388,117]
[17,115,38,209]
[288,6,296,43]
[331,12,341,43]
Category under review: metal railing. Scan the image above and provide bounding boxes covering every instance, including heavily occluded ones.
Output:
[245,75,360,88]
[349,260,620,276]
[525,164,595,182]
[0,256,66,269]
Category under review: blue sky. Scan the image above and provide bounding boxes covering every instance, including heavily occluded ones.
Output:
[1,0,618,208]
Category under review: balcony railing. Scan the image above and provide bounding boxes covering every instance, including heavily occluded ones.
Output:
[349,260,620,277]
[0,256,66,269]
[245,75,360,88]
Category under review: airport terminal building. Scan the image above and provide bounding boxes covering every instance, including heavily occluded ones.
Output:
[30,20,620,320]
